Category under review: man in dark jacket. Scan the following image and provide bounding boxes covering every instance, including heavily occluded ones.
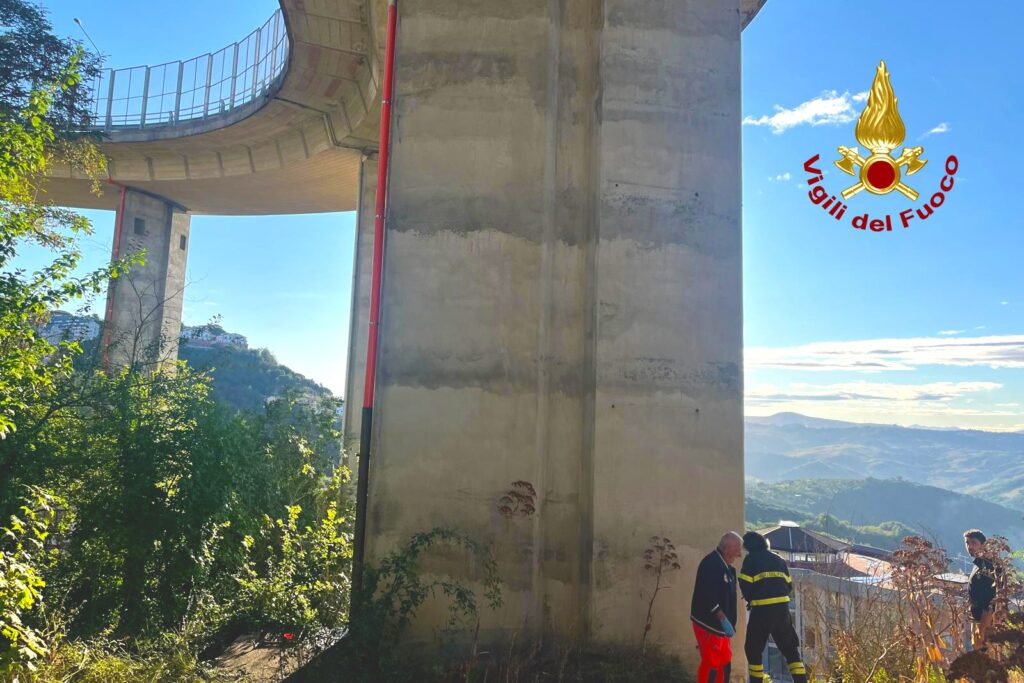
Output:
[965,529,997,649]
[690,532,742,683]
[740,531,807,683]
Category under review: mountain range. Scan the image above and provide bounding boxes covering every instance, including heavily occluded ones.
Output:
[746,412,1024,509]
[746,477,1024,562]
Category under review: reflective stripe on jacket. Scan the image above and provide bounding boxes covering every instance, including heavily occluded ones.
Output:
[739,549,793,608]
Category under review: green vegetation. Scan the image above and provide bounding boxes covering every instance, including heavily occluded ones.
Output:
[0,0,101,131]
[0,488,56,671]
[746,500,916,551]
[0,53,111,439]
[179,344,331,414]
[746,413,1024,509]
[48,316,334,414]
[746,477,1024,554]
[0,359,352,676]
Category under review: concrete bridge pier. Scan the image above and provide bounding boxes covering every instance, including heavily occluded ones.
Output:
[102,189,191,369]
[343,156,377,467]
[357,0,745,670]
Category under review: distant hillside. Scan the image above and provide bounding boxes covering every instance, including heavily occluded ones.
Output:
[179,345,332,413]
[48,312,333,413]
[746,413,1024,509]
[747,477,1024,558]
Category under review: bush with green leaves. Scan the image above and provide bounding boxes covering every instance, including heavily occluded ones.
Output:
[231,468,353,633]
[28,634,229,683]
[17,368,349,641]
[0,52,119,444]
[0,487,57,675]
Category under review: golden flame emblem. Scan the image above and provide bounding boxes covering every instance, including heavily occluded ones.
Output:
[835,61,927,200]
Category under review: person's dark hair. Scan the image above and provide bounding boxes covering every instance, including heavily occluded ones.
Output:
[743,531,769,552]
[964,529,987,544]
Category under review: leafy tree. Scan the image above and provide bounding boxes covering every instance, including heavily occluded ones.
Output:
[0,487,58,674]
[0,50,115,445]
[0,0,102,132]
[4,364,351,639]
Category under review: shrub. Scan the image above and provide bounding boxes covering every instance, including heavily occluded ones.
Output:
[28,635,228,683]
[232,473,352,633]
[0,487,57,675]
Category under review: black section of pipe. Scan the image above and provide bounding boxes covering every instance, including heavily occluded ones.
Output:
[352,406,373,606]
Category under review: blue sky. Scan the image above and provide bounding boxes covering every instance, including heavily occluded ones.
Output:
[741,2,1024,429]
[23,1,1024,429]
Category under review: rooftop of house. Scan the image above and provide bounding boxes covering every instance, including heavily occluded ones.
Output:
[756,522,893,559]
[757,523,851,554]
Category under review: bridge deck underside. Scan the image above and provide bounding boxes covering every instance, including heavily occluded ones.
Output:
[44,145,362,215]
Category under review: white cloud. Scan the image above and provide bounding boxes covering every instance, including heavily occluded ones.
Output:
[938,329,964,336]
[743,90,868,134]
[745,379,1019,430]
[1001,301,1010,306]
[852,92,869,102]
[921,122,950,138]
[768,172,791,182]
[748,380,1001,404]
[747,334,1024,372]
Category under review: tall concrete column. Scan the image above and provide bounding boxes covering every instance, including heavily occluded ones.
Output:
[362,0,743,670]
[343,156,378,464]
[103,189,191,369]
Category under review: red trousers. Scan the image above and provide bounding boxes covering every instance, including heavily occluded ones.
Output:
[694,622,732,683]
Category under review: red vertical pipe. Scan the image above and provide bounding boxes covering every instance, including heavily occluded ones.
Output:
[353,0,398,601]
[362,0,397,409]
[100,179,128,368]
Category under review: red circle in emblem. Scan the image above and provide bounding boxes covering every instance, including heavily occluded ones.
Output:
[866,159,896,190]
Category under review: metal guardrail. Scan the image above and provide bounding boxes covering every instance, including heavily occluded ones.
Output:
[89,9,288,131]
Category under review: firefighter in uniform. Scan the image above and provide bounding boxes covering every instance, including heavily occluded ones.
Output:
[739,531,807,683]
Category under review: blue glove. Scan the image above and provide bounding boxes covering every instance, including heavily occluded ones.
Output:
[720,616,736,637]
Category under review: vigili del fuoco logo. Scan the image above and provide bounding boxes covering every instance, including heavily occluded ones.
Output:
[803,60,958,232]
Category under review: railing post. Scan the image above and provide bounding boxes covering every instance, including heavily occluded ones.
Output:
[105,68,116,131]
[139,66,151,128]
[86,8,289,131]
[229,43,239,109]
[252,28,262,99]
[173,61,185,124]
[203,54,213,119]
[269,11,280,82]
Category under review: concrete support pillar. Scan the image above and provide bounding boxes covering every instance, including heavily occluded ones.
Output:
[104,189,191,369]
[343,156,378,464]
[360,0,743,670]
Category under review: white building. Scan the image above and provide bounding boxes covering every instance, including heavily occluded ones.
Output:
[40,311,101,346]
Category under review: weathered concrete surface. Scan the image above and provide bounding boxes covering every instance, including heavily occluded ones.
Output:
[361,0,745,671]
[105,189,191,368]
[343,155,377,462]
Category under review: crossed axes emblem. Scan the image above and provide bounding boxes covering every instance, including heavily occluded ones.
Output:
[834,145,927,201]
